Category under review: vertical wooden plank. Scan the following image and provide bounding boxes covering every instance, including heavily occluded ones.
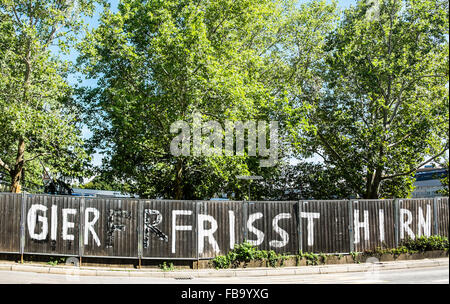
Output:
[348,200,354,253]
[79,197,85,258]
[433,197,439,236]
[296,201,302,253]
[394,199,399,247]
[0,194,22,253]
[20,193,26,255]
[195,201,199,262]
[137,200,143,260]
[243,201,248,242]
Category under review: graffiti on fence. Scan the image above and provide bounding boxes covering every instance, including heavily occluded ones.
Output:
[0,194,448,258]
[106,209,131,248]
[144,209,168,248]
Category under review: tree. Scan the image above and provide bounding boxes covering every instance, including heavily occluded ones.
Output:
[437,158,449,196]
[250,161,355,200]
[0,0,97,192]
[302,0,449,199]
[438,173,449,196]
[78,173,124,191]
[77,0,338,199]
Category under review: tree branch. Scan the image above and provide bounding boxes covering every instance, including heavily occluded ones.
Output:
[24,152,51,163]
[43,24,62,49]
[316,131,347,165]
[12,6,23,26]
[0,158,11,173]
[387,132,413,148]
[387,74,447,127]
[365,54,387,101]
[381,143,449,180]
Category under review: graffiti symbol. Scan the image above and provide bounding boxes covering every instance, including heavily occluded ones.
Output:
[106,209,132,248]
[144,209,168,248]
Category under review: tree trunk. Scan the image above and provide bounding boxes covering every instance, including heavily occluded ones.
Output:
[174,159,184,200]
[365,168,382,199]
[10,139,25,193]
[11,33,32,193]
[365,170,374,198]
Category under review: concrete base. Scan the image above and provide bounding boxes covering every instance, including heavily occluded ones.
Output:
[1,250,448,272]
[0,257,447,278]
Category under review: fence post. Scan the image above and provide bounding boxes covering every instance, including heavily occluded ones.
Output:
[137,199,143,269]
[348,200,354,253]
[433,197,439,236]
[243,200,248,242]
[296,201,302,253]
[19,192,26,264]
[79,197,85,266]
[393,198,400,247]
[195,201,200,267]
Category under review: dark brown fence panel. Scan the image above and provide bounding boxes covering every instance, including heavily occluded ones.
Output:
[82,198,139,258]
[0,193,21,253]
[437,197,449,237]
[1,194,449,259]
[398,198,435,242]
[141,200,197,259]
[23,194,80,256]
[246,201,299,254]
[198,201,245,259]
[300,200,350,253]
[353,200,395,252]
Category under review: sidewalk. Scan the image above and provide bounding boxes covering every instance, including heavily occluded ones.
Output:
[0,258,448,278]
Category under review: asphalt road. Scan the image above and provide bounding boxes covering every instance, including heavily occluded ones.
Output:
[0,265,448,284]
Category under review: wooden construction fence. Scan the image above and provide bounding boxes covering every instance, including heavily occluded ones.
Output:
[0,193,448,260]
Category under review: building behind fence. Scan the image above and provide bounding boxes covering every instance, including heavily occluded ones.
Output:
[0,192,448,260]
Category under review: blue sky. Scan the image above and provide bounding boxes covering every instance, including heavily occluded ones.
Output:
[67,0,359,167]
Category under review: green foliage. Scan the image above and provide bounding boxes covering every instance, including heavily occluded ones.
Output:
[211,255,231,270]
[159,261,174,271]
[296,250,327,266]
[362,235,449,259]
[47,260,58,266]
[350,252,361,263]
[3,0,447,203]
[212,236,449,270]
[0,0,99,192]
[229,241,263,263]
[301,0,449,199]
[400,235,449,252]
[211,241,287,269]
[437,159,449,196]
[253,162,356,200]
[266,250,289,268]
[78,173,129,192]
[362,246,414,259]
[319,253,328,264]
[76,0,338,200]
[47,256,66,266]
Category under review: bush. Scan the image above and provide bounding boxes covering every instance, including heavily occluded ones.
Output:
[212,255,231,269]
[297,251,324,266]
[232,241,261,262]
[362,235,449,258]
[401,235,449,252]
[211,241,287,269]
[159,261,174,271]
[212,236,449,269]
[47,256,66,266]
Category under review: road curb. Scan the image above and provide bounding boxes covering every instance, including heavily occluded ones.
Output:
[1,258,448,278]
